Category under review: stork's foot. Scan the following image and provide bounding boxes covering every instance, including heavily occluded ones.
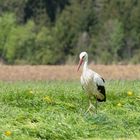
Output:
[85,103,95,114]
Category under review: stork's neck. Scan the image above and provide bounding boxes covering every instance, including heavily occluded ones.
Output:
[83,60,88,72]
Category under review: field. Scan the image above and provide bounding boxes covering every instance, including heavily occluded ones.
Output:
[0,65,140,81]
[0,65,140,140]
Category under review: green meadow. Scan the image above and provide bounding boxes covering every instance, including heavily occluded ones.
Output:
[0,81,140,140]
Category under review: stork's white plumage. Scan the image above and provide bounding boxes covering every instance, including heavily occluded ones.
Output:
[77,52,106,113]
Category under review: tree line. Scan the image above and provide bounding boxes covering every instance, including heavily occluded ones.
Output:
[0,0,140,64]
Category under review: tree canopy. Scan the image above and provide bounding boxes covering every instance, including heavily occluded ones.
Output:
[0,0,140,64]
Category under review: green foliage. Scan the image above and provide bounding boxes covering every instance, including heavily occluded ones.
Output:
[34,26,63,64]
[5,20,36,64]
[0,13,16,61]
[0,81,140,139]
[0,0,140,64]
[53,0,97,62]
[0,0,26,23]
[94,19,124,64]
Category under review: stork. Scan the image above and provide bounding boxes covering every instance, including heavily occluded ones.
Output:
[77,52,106,113]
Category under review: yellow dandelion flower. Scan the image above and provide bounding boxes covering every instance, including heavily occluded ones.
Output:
[5,131,12,136]
[127,91,133,96]
[117,103,122,107]
[29,90,33,94]
[43,96,53,103]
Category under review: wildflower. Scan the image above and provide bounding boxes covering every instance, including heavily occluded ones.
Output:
[117,103,122,107]
[127,91,133,96]
[43,96,53,103]
[5,131,12,136]
[29,90,33,94]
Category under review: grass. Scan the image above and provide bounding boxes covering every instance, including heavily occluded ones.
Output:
[0,80,140,140]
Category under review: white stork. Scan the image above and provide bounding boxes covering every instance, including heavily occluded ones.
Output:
[77,52,106,113]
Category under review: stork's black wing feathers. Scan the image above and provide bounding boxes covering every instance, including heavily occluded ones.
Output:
[93,74,106,102]
[96,85,106,102]
[101,77,105,83]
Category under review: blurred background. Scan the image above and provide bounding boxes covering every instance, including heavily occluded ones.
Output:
[0,0,140,65]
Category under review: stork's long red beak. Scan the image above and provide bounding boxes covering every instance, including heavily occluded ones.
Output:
[77,58,83,71]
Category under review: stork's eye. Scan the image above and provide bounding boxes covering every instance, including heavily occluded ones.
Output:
[82,55,85,59]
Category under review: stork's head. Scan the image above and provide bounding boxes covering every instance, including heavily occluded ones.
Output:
[77,52,88,71]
